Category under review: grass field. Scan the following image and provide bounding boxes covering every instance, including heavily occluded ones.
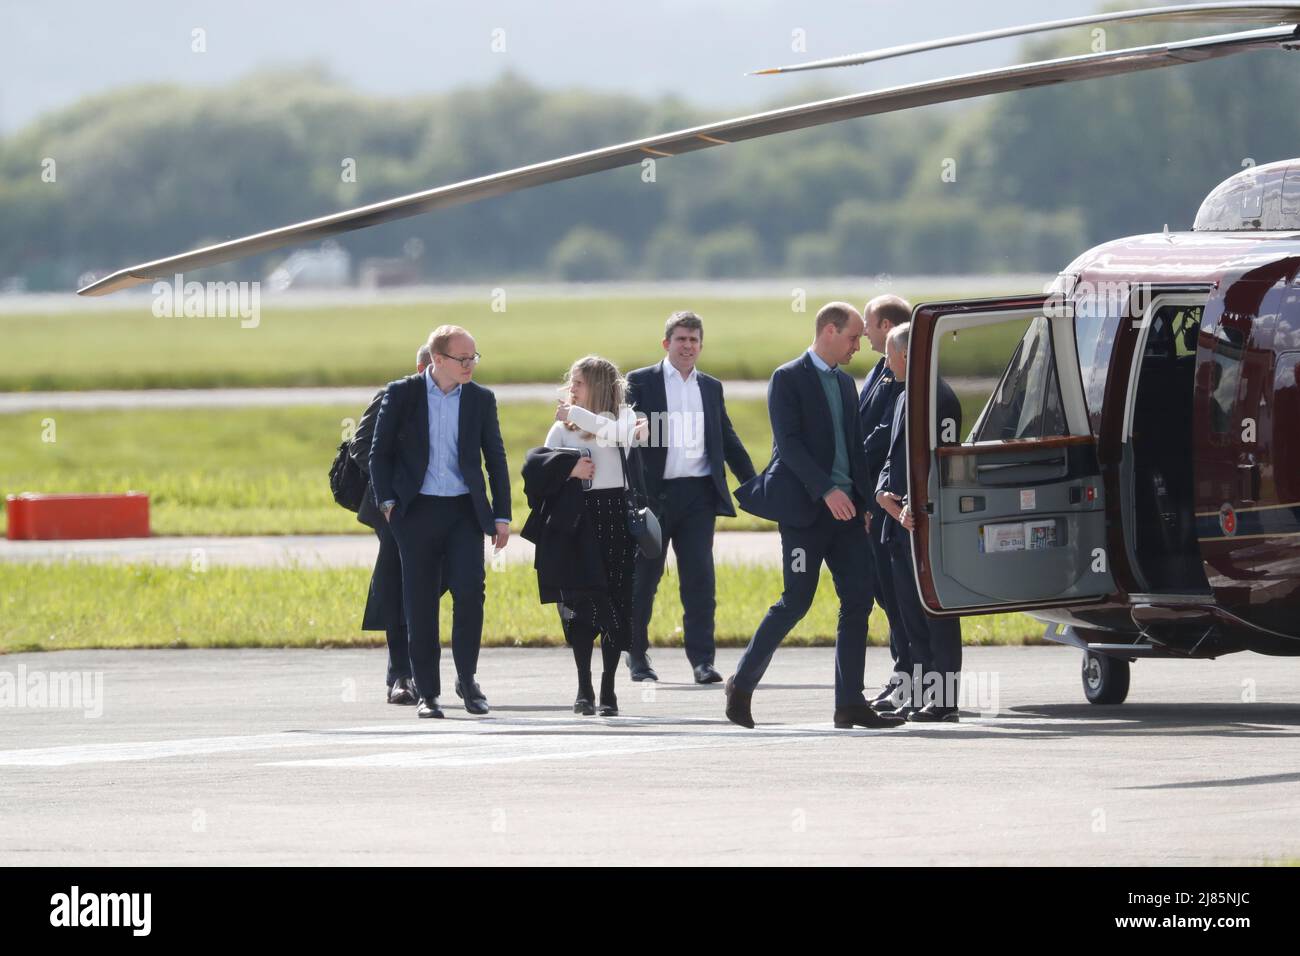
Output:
[0,561,1045,654]
[1,296,1028,391]
[0,395,991,536]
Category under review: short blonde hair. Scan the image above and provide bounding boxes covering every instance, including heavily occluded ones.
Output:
[427,324,471,357]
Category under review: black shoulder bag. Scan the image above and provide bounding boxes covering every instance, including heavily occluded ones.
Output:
[617,445,662,559]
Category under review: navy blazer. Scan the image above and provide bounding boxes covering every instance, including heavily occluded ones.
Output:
[875,377,962,543]
[735,352,873,528]
[368,374,511,535]
[857,356,903,520]
[625,360,756,517]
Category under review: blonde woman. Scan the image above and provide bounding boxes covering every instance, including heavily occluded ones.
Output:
[544,356,645,716]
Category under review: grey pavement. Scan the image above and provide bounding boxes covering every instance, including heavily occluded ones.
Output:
[1,646,1297,866]
[0,531,781,567]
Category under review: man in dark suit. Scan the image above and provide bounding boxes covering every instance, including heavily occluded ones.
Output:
[728,302,904,730]
[857,295,911,710]
[350,343,433,705]
[874,322,964,722]
[370,324,511,719]
[624,311,756,684]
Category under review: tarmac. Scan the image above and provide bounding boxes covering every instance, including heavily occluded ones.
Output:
[2,645,1298,866]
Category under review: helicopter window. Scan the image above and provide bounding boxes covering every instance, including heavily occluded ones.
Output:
[974,315,1067,442]
[1208,325,1244,434]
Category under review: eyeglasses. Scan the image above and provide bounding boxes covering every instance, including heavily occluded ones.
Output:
[439,351,481,369]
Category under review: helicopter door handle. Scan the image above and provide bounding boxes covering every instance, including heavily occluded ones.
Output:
[976,457,1065,473]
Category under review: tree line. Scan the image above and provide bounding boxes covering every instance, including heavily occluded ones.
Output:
[3,23,1299,292]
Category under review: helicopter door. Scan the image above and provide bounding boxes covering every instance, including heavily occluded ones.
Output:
[905,296,1116,615]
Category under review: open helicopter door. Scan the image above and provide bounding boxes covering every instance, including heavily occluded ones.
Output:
[905,294,1116,615]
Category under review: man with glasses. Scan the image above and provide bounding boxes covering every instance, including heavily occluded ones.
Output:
[370,325,511,718]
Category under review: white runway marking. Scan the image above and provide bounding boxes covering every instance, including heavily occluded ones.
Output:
[0,713,1164,768]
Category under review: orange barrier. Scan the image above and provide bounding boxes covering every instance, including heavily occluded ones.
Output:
[5,493,150,540]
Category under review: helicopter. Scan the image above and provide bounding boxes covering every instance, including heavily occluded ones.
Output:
[78,4,1300,705]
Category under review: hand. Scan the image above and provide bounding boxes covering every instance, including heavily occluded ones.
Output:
[823,488,856,521]
[632,415,650,443]
[876,491,903,521]
[900,503,915,532]
[555,402,571,423]
[570,457,595,481]
[493,523,510,550]
[381,503,395,522]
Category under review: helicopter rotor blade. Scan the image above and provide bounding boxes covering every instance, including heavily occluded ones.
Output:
[749,2,1300,75]
[79,22,1299,297]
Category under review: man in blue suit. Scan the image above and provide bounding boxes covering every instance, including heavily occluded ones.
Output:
[370,324,512,719]
[875,322,964,722]
[857,295,911,709]
[728,302,904,730]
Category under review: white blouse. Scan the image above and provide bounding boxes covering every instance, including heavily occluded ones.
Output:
[544,404,640,491]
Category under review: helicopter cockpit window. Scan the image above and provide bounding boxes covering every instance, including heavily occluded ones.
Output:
[973,315,1067,442]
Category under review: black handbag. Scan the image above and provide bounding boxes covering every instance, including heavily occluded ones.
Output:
[617,446,662,559]
[328,440,366,513]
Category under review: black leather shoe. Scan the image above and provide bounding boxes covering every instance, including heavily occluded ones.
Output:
[388,676,418,706]
[693,663,723,684]
[869,678,906,711]
[416,697,444,719]
[833,704,905,729]
[455,677,489,715]
[887,704,922,721]
[909,704,960,723]
[626,653,658,682]
[574,697,596,716]
[724,675,755,729]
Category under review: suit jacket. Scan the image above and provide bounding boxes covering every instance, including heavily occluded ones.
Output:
[625,360,756,517]
[734,352,873,528]
[369,374,511,535]
[875,376,962,543]
[858,356,903,522]
[348,388,386,530]
[520,446,608,605]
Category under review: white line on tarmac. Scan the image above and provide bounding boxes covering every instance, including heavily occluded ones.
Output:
[0,713,1151,768]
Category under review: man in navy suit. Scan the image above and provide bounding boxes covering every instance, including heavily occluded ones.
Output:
[857,295,911,709]
[370,324,511,719]
[624,311,756,684]
[728,302,904,730]
[875,322,964,722]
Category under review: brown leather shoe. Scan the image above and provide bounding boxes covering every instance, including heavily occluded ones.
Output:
[725,675,755,729]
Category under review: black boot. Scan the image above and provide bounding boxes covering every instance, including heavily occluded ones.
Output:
[598,670,619,717]
[572,635,596,715]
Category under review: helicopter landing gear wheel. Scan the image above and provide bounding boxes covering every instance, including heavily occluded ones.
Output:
[1082,652,1130,705]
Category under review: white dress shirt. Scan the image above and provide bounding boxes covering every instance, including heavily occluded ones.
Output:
[661,360,710,480]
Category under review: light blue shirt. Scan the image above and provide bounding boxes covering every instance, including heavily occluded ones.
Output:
[421,367,469,497]
[806,347,835,372]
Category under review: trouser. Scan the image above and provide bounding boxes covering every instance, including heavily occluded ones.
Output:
[389,494,485,701]
[630,476,718,666]
[369,520,412,686]
[733,507,874,708]
[887,532,962,708]
[867,509,911,677]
